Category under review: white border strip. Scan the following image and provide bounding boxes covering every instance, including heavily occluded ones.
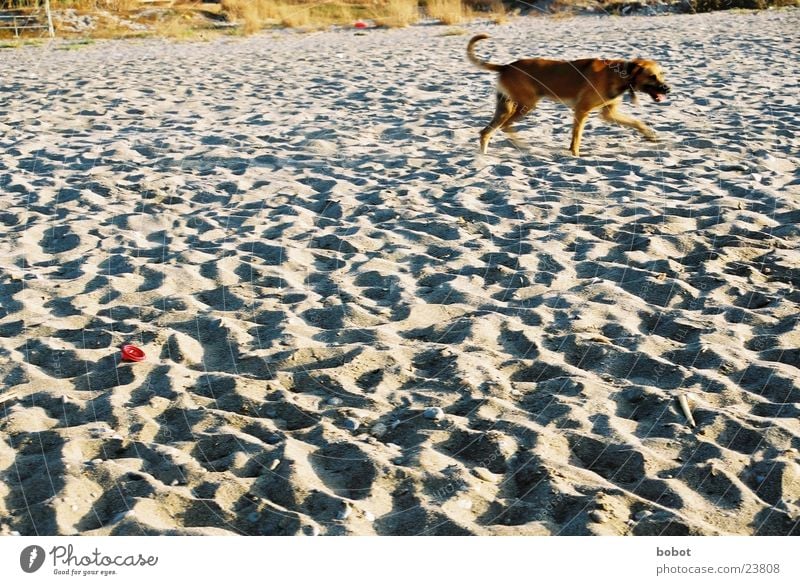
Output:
[1,536,797,584]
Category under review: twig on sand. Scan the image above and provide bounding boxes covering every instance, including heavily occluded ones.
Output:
[678,394,696,428]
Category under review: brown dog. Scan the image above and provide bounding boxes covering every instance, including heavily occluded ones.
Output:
[467,34,670,156]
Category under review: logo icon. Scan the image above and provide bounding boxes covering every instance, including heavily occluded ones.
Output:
[20,545,46,573]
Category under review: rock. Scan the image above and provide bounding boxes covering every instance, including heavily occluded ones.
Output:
[589,510,607,523]
[111,510,135,524]
[343,418,360,431]
[473,467,498,482]
[337,504,351,520]
[269,459,280,471]
[326,396,343,406]
[371,422,388,437]
[423,407,444,421]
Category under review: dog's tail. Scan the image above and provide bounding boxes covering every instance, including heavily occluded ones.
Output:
[467,34,501,72]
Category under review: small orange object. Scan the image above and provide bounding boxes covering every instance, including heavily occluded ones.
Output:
[354,21,367,29]
[121,344,145,362]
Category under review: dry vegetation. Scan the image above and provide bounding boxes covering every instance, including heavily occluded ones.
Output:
[24,1,508,36]
[216,0,508,31]
[220,0,421,30]
[219,0,377,31]
[2,0,796,41]
[689,0,799,10]
[372,0,420,27]
[426,0,470,24]
[51,0,140,8]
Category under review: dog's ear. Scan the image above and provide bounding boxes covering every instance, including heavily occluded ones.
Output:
[625,60,643,81]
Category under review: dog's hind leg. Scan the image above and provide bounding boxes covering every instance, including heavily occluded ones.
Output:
[501,98,537,138]
[600,103,657,141]
[479,92,517,154]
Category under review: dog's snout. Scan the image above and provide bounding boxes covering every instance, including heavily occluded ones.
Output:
[660,84,671,93]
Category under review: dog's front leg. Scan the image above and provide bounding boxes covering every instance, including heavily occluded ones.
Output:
[600,104,657,141]
[569,110,590,156]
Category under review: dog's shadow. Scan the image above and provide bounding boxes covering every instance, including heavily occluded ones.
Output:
[476,135,564,161]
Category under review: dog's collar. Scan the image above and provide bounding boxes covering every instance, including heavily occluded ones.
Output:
[625,61,642,104]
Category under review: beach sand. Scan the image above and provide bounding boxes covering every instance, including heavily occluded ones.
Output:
[0,9,798,536]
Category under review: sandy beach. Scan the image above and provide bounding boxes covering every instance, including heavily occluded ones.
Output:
[0,8,798,536]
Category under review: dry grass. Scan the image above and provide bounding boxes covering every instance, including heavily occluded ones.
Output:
[485,0,507,23]
[220,0,364,32]
[689,0,799,9]
[51,0,140,9]
[220,0,279,30]
[426,0,470,24]
[547,0,581,18]
[8,0,796,40]
[151,12,201,39]
[0,37,45,47]
[439,26,467,35]
[4,0,512,39]
[275,4,312,29]
[370,0,419,28]
[426,0,507,26]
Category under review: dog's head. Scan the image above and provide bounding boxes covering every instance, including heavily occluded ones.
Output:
[629,59,670,103]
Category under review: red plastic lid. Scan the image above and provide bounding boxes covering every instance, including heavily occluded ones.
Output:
[121,344,145,362]
[354,21,367,29]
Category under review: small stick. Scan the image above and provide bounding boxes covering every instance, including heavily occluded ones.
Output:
[678,394,696,428]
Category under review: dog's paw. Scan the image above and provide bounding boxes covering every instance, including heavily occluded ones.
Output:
[643,130,659,142]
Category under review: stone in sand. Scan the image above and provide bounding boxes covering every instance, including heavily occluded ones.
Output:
[424,407,444,421]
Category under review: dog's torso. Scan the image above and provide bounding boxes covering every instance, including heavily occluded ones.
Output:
[498,58,631,109]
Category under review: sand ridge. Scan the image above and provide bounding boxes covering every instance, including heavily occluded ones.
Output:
[0,9,799,535]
